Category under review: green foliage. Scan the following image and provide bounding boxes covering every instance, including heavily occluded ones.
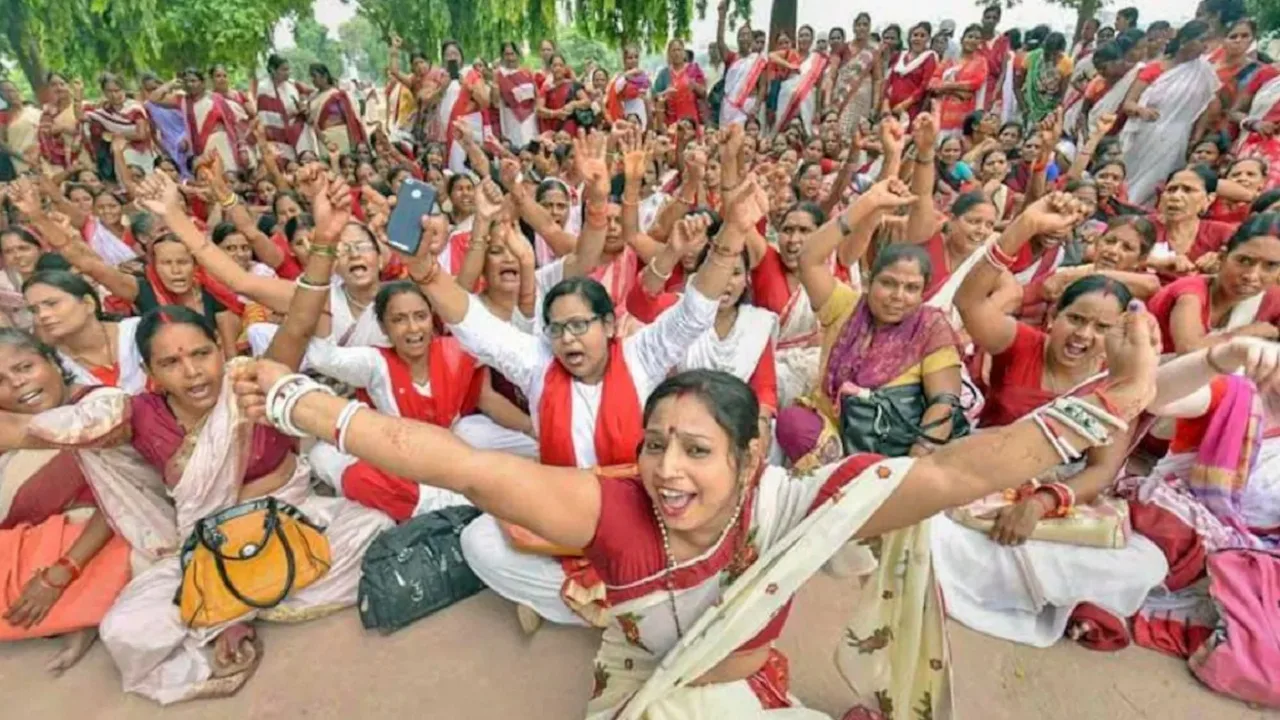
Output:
[557,27,620,75]
[569,0,751,52]
[0,0,309,91]
[1250,0,1280,37]
[338,14,389,81]
[358,0,557,65]
[284,11,346,78]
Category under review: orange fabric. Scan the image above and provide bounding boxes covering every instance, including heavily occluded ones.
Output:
[537,340,643,468]
[0,515,130,640]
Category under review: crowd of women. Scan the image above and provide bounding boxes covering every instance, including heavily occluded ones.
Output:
[1,0,1279,716]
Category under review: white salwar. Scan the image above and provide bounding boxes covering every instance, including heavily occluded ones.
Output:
[1120,58,1220,206]
[587,458,911,719]
[449,287,719,625]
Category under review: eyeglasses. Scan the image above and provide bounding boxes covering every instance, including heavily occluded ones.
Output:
[338,241,377,256]
[545,315,599,339]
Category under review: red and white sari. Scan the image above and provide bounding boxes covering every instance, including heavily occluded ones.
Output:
[606,71,652,130]
[182,92,245,172]
[440,69,488,173]
[496,65,538,148]
[83,100,156,170]
[1236,72,1280,191]
[719,52,767,127]
[308,86,367,156]
[775,52,829,134]
[257,79,316,160]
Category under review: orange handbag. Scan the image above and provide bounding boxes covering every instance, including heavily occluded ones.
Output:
[176,497,332,627]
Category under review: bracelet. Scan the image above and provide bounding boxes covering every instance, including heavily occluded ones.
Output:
[1205,344,1234,375]
[296,277,331,292]
[647,260,674,281]
[218,194,238,209]
[310,245,338,258]
[989,242,1017,266]
[334,400,366,454]
[54,555,83,581]
[38,566,73,591]
[265,374,335,437]
[983,243,1012,271]
[1032,412,1078,464]
[1093,385,1122,418]
[916,155,934,163]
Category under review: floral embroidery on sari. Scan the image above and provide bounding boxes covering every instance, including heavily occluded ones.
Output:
[616,612,652,653]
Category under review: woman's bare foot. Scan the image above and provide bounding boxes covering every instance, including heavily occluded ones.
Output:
[211,622,261,678]
[45,629,97,675]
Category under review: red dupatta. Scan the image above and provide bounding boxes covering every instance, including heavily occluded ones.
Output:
[538,340,643,468]
[355,342,482,427]
[183,92,239,161]
[496,67,537,123]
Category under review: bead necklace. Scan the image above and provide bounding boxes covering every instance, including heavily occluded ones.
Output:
[650,486,749,641]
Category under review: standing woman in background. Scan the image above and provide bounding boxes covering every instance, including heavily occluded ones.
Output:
[38,72,83,170]
[929,25,990,140]
[883,22,939,121]
[256,54,315,161]
[654,38,708,130]
[828,13,881,137]
[494,42,539,149]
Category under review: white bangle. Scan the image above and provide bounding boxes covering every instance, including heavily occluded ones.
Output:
[265,373,308,427]
[296,277,331,292]
[265,374,334,437]
[335,400,365,454]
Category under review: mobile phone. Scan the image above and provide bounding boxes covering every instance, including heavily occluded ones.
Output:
[447,60,461,81]
[386,179,437,256]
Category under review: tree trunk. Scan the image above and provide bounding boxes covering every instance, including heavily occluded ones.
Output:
[3,0,49,97]
[768,0,797,49]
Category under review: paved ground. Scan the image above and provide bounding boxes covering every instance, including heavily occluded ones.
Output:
[0,574,1270,719]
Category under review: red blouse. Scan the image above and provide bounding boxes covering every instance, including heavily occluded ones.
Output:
[981,323,1056,428]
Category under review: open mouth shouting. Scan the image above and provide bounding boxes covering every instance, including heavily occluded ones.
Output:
[16,387,45,410]
[656,486,697,519]
[1062,337,1090,362]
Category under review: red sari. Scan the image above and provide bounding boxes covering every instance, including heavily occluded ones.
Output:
[1148,275,1280,354]
[539,81,582,135]
[885,50,939,118]
[930,55,989,133]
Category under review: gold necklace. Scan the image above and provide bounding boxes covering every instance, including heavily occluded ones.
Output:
[65,321,115,371]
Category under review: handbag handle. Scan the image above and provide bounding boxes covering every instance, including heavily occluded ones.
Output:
[210,503,298,610]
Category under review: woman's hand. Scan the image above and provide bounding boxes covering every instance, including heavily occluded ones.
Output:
[670,213,711,258]
[879,115,906,160]
[3,178,42,219]
[911,111,938,155]
[1021,191,1085,237]
[498,157,521,192]
[722,176,768,232]
[988,495,1052,546]
[230,358,294,423]
[1194,251,1221,274]
[1094,112,1118,137]
[858,177,917,213]
[1218,336,1280,391]
[620,126,651,182]
[3,570,68,628]
[311,175,352,248]
[475,178,505,221]
[1102,302,1161,418]
[574,131,610,203]
[499,223,536,268]
[136,172,186,218]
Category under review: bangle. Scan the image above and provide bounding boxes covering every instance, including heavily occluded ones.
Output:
[218,194,238,209]
[53,556,83,584]
[916,154,934,163]
[296,276,331,292]
[648,260,674,281]
[310,245,338,258]
[265,374,335,437]
[1206,344,1234,375]
[38,566,72,591]
[334,400,366,453]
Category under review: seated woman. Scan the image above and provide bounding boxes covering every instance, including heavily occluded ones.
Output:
[976,147,1022,228]
[406,204,747,630]
[1146,166,1236,282]
[0,227,43,330]
[958,193,1136,428]
[1089,159,1145,222]
[776,181,965,469]
[1023,215,1160,326]
[1147,213,1280,355]
[226,298,1159,717]
[1126,339,1280,662]
[0,329,131,674]
[0,306,393,705]
[22,271,147,393]
[1204,158,1267,226]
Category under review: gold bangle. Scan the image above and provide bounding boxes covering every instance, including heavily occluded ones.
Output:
[218,194,238,208]
[310,245,338,258]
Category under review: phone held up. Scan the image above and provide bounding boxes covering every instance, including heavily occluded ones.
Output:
[386,178,438,257]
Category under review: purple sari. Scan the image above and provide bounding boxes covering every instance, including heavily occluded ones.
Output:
[145,101,191,178]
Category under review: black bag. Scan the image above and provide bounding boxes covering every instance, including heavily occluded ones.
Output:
[357,505,485,634]
[839,384,970,458]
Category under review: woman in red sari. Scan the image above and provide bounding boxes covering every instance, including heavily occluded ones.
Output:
[1148,213,1280,354]
[883,22,938,120]
[957,193,1134,427]
[38,72,82,170]
[1146,166,1237,281]
[1213,18,1264,141]
[494,41,538,149]
[929,25,989,139]
[0,329,130,674]
[536,54,589,136]
[654,38,708,129]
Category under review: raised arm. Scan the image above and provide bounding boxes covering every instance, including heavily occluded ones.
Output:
[560,132,611,279]
[501,158,578,257]
[386,35,417,90]
[236,361,601,550]
[904,111,940,244]
[207,151,288,268]
[264,176,349,369]
[801,180,916,311]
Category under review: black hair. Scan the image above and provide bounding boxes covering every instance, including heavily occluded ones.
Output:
[309,63,335,86]
[257,213,278,237]
[687,206,724,238]
[1193,131,1230,156]
[912,22,932,38]
[1004,28,1023,52]
[785,202,827,227]
[22,270,108,320]
[441,39,462,57]
[1105,215,1158,255]
[272,190,303,217]
[1044,32,1068,55]
[1091,41,1125,67]
[978,146,1008,171]
[792,161,824,196]
[1148,21,1172,35]
[181,66,204,82]
[129,212,156,241]
[998,121,1023,138]
[962,110,987,138]
[642,370,760,470]
[535,178,571,203]
[0,226,41,249]
[962,24,984,40]
[951,189,994,218]
[1251,188,1280,214]
[541,277,614,326]
[135,306,218,366]
[211,222,241,246]
[285,213,315,244]
[98,72,122,92]
[267,54,288,73]
[1168,20,1210,56]
[374,280,430,323]
[983,3,1002,19]
[1056,275,1134,313]
[1228,156,1268,177]
[0,328,73,386]
[1225,213,1280,254]
[695,244,752,307]
[1117,7,1139,25]
[870,244,933,286]
[445,173,475,198]
[35,254,71,272]
[64,182,96,201]
[1169,163,1219,194]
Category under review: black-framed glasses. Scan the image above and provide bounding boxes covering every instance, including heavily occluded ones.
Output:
[545,315,600,339]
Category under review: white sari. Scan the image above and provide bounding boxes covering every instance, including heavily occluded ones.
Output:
[720,53,767,127]
[59,317,148,394]
[1121,58,1220,206]
[1065,64,1142,143]
[775,53,827,135]
[587,458,910,719]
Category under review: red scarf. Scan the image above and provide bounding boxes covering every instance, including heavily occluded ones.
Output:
[496,67,537,122]
[356,342,482,427]
[538,340,642,468]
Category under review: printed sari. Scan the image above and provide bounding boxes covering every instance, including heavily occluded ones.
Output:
[1120,58,1220,206]
[586,456,937,719]
[0,410,131,642]
[827,47,873,137]
[27,368,392,705]
[1022,49,1067,125]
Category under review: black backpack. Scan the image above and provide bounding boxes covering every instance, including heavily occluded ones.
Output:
[357,505,486,634]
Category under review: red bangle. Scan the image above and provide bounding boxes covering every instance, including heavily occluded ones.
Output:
[1092,385,1122,418]
[989,243,1017,266]
[53,555,82,582]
